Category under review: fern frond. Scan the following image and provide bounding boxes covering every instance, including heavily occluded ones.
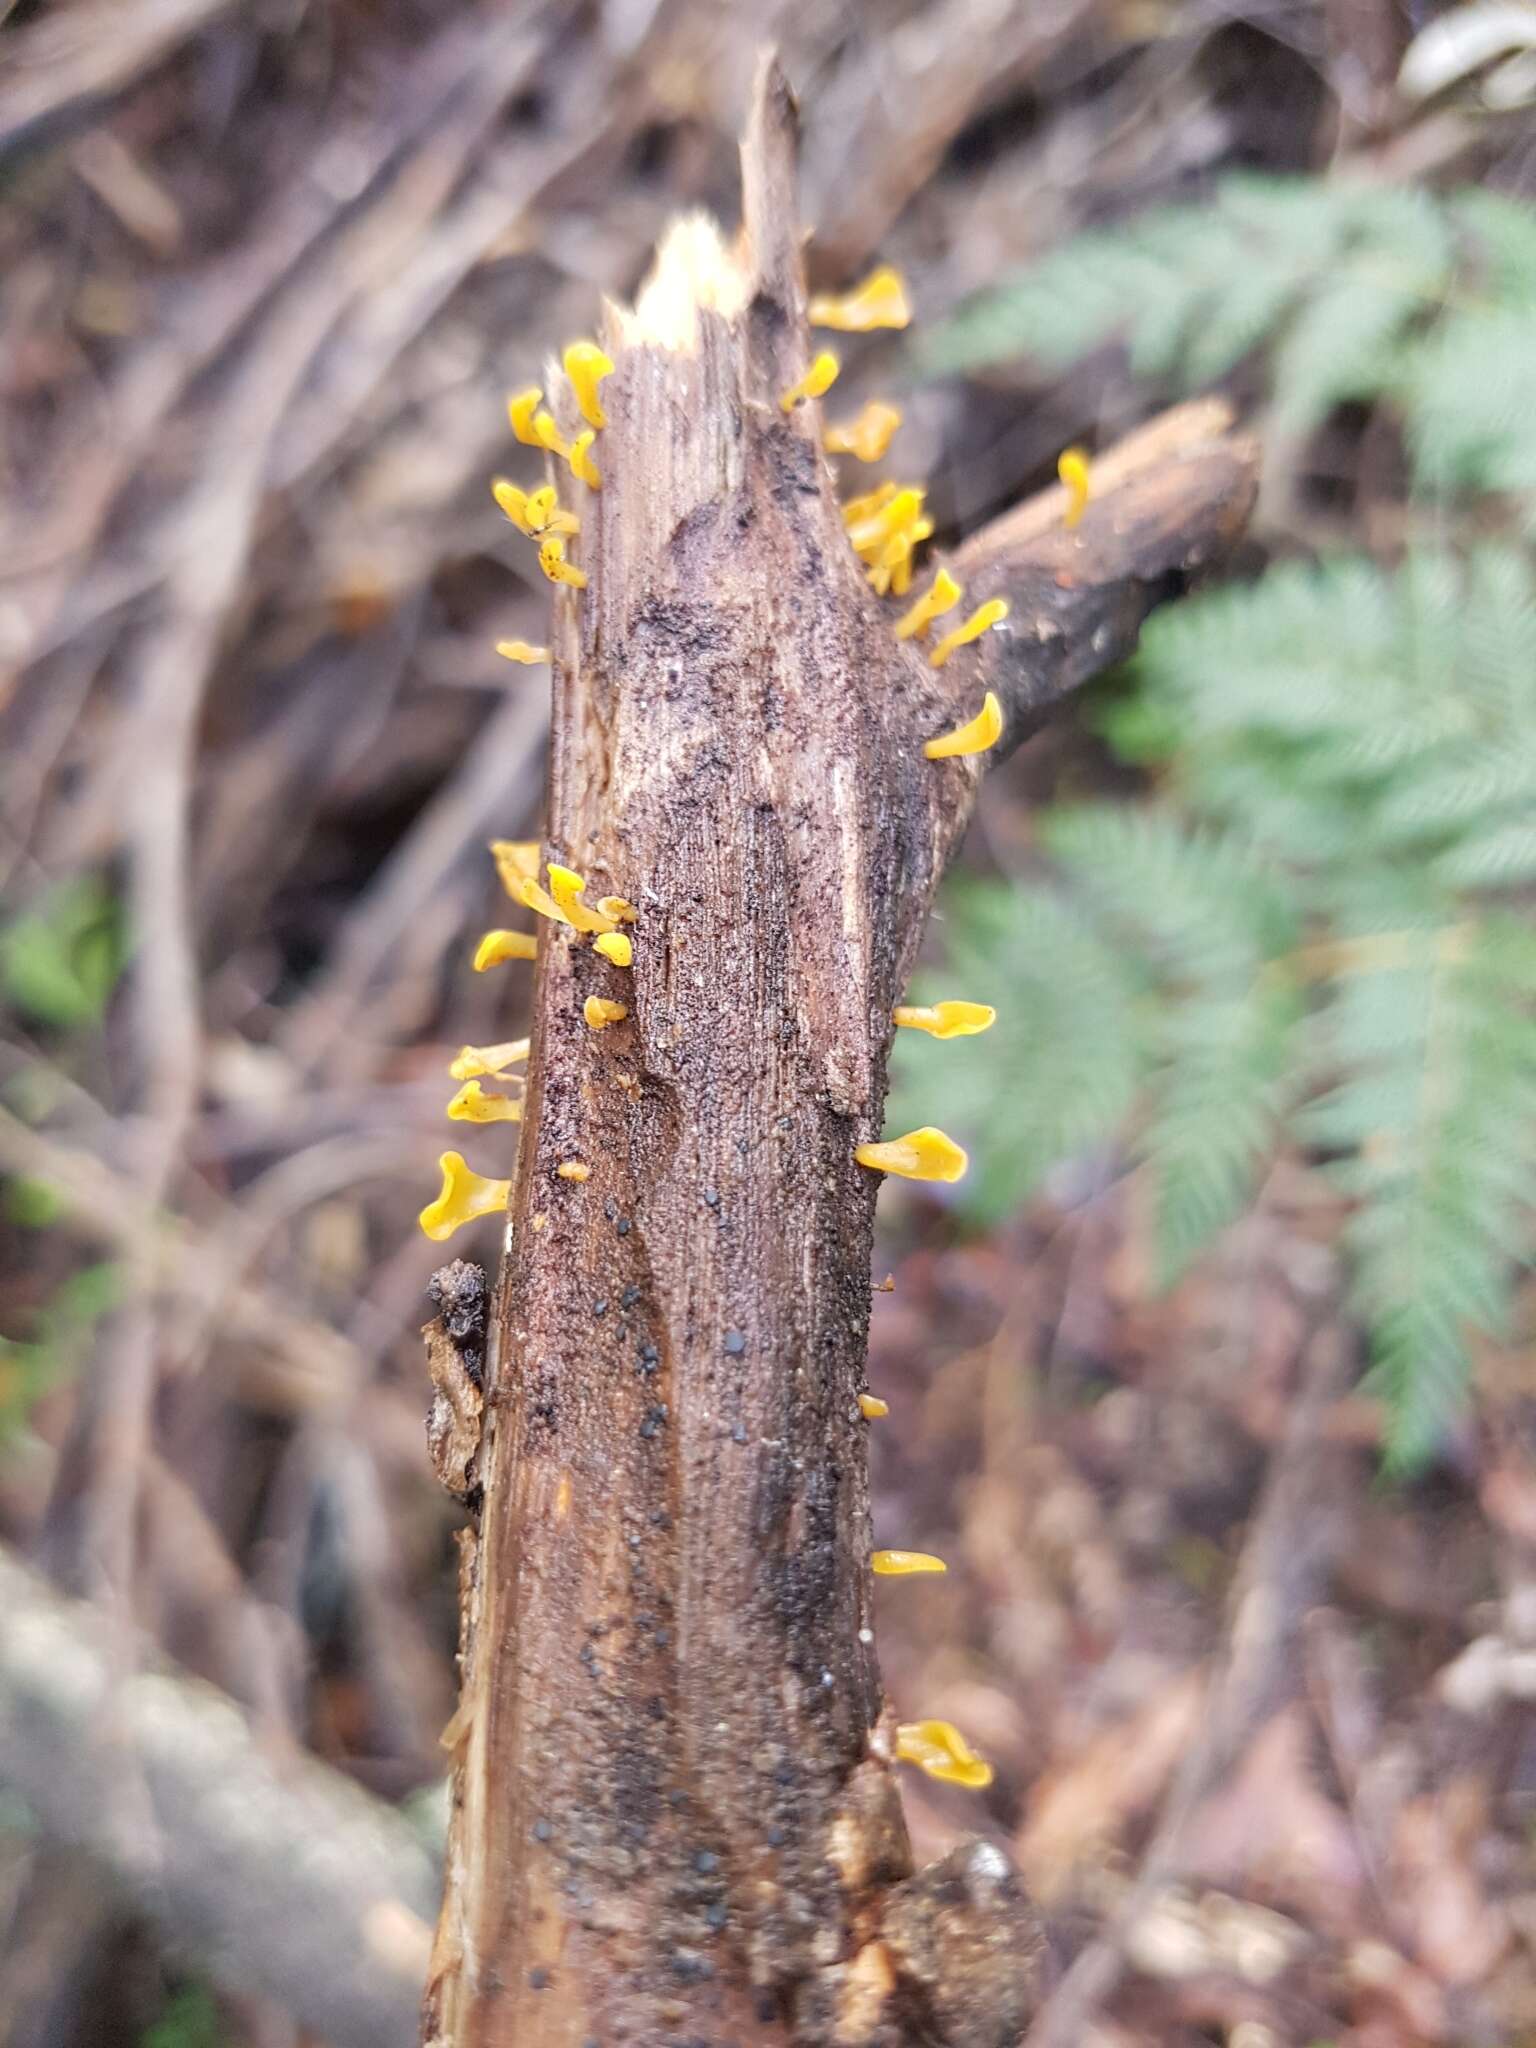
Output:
[887,883,1145,1225]
[1400,305,1536,503]
[1309,921,1536,1467]
[922,174,1456,415]
[1451,189,1536,309]
[1041,805,1297,982]
[1139,981,1299,1284]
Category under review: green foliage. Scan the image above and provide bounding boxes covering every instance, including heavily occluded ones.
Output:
[0,874,126,1031]
[0,1261,118,1446]
[140,1985,223,2048]
[894,548,1536,1467]
[923,178,1536,505]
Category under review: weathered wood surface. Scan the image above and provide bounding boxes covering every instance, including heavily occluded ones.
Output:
[425,59,1258,2048]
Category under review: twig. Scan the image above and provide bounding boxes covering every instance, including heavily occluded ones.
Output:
[0,1543,435,2048]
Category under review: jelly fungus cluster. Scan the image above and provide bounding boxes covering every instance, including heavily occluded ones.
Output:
[416,260,1099,1798]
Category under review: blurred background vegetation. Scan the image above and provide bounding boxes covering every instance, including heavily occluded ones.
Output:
[2,3,1535,2045]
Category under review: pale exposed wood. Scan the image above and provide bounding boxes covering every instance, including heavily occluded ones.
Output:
[426,55,1259,2048]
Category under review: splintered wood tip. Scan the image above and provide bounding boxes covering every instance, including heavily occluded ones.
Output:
[620,214,751,352]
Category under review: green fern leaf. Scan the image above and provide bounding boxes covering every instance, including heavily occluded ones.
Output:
[886,882,1145,1225]
[1400,304,1536,501]
[1041,805,1297,982]
[1140,980,1299,1284]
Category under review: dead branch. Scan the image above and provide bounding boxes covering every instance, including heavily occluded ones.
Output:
[423,55,1258,2048]
[0,1544,434,2048]
[0,0,236,163]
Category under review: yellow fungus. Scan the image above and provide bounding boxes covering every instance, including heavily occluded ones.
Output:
[492,478,534,535]
[419,1151,512,1241]
[491,840,540,895]
[496,639,549,665]
[508,387,544,445]
[824,401,903,462]
[594,931,633,967]
[547,863,618,935]
[531,1212,548,1232]
[859,1394,889,1420]
[1058,445,1090,528]
[568,430,602,490]
[895,568,962,642]
[924,690,1004,760]
[446,1080,524,1125]
[871,1549,947,1576]
[539,537,587,589]
[894,1720,993,1791]
[928,600,1009,671]
[473,929,538,970]
[893,1001,996,1038]
[842,482,897,528]
[518,876,573,926]
[583,996,628,1030]
[808,265,911,333]
[847,485,925,561]
[534,409,569,459]
[556,1159,591,1182]
[449,1037,530,1081]
[779,350,840,413]
[524,485,579,539]
[596,896,638,924]
[563,340,614,430]
[854,1128,969,1182]
[868,513,932,597]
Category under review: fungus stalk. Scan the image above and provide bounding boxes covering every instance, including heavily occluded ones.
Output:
[425,57,1259,2048]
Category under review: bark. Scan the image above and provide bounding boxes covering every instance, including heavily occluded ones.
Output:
[425,58,1258,2048]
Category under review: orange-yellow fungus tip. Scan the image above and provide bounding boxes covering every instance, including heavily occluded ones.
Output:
[924,689,1004,760]
[842,481,897,528]
[824,401,903,463]
[893,1001,996,1039]
[859,1394,890,1420]
[491,478,534,535]
[539,537,587,589]
[547,863,617,935]
[495,639,550,665]
[448,1037,530,1081]
[871,1549,948,1577]
[583,996,628,1030]
[473,929,538,971]
[524,485,578,539]
[848,485,925,560]
[594,930,633,967]
[894,1720,993,1790]
[568,430,602,490]
[854,1127,969,1183]
[517,876,573,926]
[533,409,569,460]
[1058,445,1091,529]
[929,601,1009,671]
[808,266,912,333]
[895,568,962,642]
[556,1159,591,1182]
[779,350,840,413]
[419,1151,512,1241]
[507,387,544,446]
[446,1080,524,1126]
[596,895,638,924]
[563,340,614,430]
